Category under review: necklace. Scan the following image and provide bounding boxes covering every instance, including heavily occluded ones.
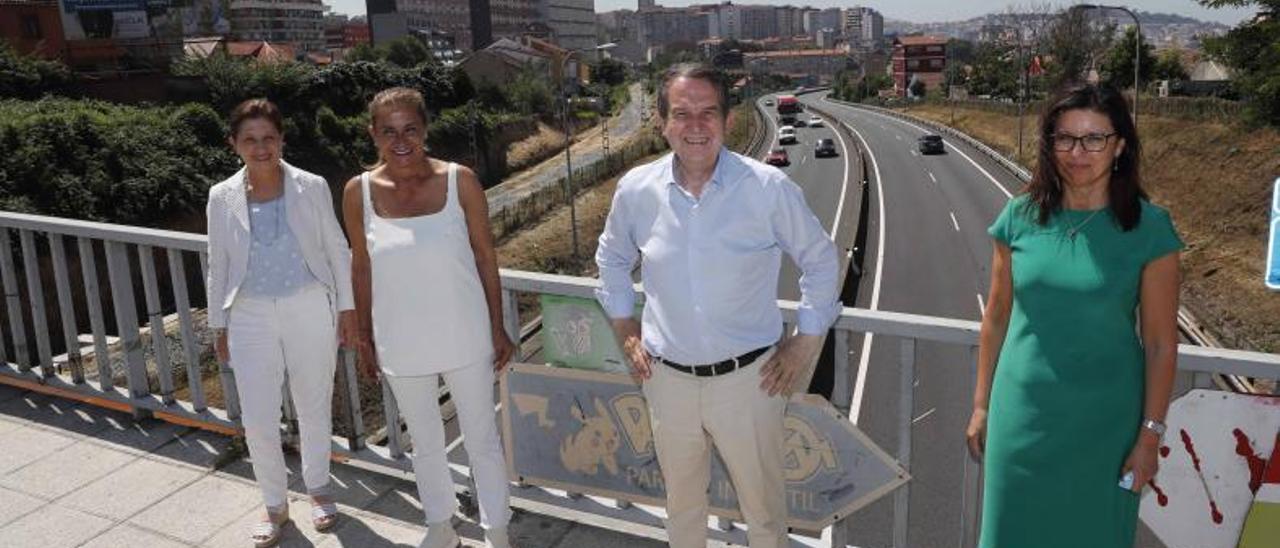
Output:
[1064,208,1104,240]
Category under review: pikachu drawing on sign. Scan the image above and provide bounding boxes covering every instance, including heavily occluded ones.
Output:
[559,398,621,476]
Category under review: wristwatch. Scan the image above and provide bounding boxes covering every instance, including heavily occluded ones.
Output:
[1141,418,1167,439]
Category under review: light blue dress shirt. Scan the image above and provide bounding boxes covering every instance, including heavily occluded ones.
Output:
[595,148,842,365]
[242,195,320,299]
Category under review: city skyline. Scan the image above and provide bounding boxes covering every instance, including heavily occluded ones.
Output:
[328,0,1258,26]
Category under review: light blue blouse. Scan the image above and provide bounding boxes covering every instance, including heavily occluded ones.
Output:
[242,195,320,298]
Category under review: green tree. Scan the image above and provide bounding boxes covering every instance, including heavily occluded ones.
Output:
[0,43,76,99]
[591,57,629,86]
[382,36,434,68]
[1153,49,1189,81]
[1199,0,1280,125]
[968,42,1019,100]
[1039,7,1115,91]
[1100,26,1157,90]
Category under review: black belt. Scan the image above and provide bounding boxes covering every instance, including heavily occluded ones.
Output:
[660,346,772,377]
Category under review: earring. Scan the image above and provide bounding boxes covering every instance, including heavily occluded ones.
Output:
[1112,158,1119,172]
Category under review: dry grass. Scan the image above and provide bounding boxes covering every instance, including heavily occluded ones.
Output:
[505,122,568,173]
[906,104,1280,353]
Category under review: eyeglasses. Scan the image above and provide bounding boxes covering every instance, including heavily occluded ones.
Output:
[1050,132,1117,152]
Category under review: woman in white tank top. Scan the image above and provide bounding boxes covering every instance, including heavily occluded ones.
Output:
[342,88,515,548]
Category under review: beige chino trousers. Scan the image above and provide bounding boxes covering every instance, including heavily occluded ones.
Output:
[642,347,788,548]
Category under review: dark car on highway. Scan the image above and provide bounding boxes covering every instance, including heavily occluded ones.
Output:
[918,134,945,154]
[814,138,837,157]
[766,148,790,167]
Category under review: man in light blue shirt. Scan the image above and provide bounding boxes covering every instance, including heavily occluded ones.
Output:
[595,63,841,547]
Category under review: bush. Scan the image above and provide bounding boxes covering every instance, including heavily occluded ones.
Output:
[0,43,76,99]
[0,99,236,226]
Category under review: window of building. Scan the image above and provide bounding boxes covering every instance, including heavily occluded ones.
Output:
[930,59,942,68]
[21,14,42,39]
[907,59,919,69]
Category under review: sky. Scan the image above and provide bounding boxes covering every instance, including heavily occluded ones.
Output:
[328,0,1260,26]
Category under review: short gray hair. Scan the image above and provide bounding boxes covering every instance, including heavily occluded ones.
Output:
[657,63,730,120]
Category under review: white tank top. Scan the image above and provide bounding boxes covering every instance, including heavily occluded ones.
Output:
[362,163,493,376]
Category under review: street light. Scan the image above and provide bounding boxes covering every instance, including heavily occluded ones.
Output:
[1071,4,1142,126]
[559,42,616,260]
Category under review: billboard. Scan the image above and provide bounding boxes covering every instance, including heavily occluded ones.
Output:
[57,0,229,41]
[500,363,909,530]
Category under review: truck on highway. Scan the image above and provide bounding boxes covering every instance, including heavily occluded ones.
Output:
[776,94,801,125]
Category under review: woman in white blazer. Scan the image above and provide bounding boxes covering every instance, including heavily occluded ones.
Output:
[205,98,357,547]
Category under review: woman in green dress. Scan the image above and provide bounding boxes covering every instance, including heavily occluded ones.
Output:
[967,83,1183,548]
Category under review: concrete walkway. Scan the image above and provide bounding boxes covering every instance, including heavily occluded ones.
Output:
[0,383,670,548]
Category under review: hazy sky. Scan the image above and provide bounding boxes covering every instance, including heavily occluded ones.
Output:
[328,0,1259,26]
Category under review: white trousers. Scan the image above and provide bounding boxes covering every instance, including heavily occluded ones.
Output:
[642,348,788,548]
[228,285,337,511]
[385,363,512,530]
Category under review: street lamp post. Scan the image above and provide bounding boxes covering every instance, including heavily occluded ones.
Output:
[559,42,616,260]
[1072,4,1142,126]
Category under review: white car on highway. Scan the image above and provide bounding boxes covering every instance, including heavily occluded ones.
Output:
[778,125,797,145]
[807,115,823,127]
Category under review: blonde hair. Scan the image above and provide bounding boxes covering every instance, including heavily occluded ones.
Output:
[367,87,430,168]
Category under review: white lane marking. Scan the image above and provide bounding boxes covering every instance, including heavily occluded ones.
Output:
[801,154,808,165]
[912,407,936,424]
[894,134,902,141]
[977,293,986,316]
[949,212,960,232]
[858,108,1015,199]
[928,172,937,183]
[844,121,886,426]
[910,149,918,157]
[827,118,852,239]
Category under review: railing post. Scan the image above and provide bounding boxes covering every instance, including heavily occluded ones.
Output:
[832,328,851,415]
[204,248,241,419]
[894,337,916,548]
[137,245,175,403]
[0,228,30,369]
[77,238,112,389]
[49,234,84,383]
[337,349,365,451]
[166,248,205,411]
[502,288,521,362]
[380,380,405,459]
[104,241,149,401]
[19,230,54,377]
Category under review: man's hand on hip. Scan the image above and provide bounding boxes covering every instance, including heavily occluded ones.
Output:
[610,318,651,381]
[759,334,822,397]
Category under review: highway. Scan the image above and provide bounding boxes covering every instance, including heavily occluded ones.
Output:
[760,92,1166,548]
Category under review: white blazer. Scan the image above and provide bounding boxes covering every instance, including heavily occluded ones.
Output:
[205,161,354,329]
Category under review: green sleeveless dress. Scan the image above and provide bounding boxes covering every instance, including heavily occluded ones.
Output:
[980,195,1183,548]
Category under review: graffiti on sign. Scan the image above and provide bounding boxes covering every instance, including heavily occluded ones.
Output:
[539,295,637,374]
[1139,389,1280,548]
[501,363,909,530]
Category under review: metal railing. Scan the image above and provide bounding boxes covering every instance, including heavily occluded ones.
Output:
[2,212,1278,547]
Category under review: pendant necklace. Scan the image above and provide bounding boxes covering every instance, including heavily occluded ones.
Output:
[1065,208,1104,241]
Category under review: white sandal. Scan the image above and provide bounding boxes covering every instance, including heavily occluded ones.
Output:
[311,501,339,532]
[251,513,290,548]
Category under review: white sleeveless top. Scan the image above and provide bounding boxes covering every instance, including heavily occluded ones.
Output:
[362,163,493,376]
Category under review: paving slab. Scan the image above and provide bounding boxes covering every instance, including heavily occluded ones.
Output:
[62,455,203,520]
[81,523,193,548]
[0,502,114,548]
[0,425,78,475]
[129,474,262,544]
[0,439,137,499]
[0,485,46,528]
